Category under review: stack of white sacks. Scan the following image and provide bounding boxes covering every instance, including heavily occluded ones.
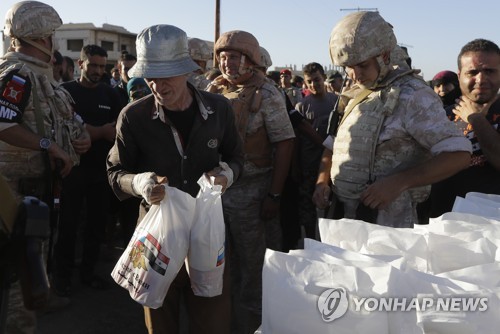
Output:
[260,193,500,334]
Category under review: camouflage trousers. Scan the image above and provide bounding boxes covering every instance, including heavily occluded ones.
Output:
[222,172,280,316]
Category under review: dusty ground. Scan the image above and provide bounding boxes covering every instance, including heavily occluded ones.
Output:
[36,244,147,334]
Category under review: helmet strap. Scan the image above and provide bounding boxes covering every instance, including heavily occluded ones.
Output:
[373,54,391,87]
[19,37,53,59]
[220,54,253,82]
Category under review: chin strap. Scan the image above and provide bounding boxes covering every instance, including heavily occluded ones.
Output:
[371,54,392,89]
[19,37,53,58]
[221,54,254,81]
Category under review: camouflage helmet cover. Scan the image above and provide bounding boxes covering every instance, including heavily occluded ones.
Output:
[215,30,261,66]
[259,46,272,69]
[329,11,397,67]
[188,37,212,62]
[4,1,62,39]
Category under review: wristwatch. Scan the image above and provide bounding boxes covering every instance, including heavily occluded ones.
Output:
[39,137,51,151]
[267,192,281,201]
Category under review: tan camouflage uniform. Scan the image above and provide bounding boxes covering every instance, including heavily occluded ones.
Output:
[0,3,84,333]
[331,69,471,228]
[208,71,295,317]
[0,52,83,195]
[328,11,471,228]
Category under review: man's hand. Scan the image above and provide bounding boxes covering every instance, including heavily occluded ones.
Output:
[102,121,117,142]
[453,95,496,123]
[205,162,233,193]
[313,182,331,209]
[205,169,228,193]
[47,143,73,177]
[360,175,405,210]
[260,197,280,221]
[132,173,168,205]
[71,130,91,155]
[150,176,168,205]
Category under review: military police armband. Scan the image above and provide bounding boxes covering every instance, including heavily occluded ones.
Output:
[0,70,31,124]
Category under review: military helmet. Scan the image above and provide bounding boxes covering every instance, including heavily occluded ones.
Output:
[329,11,397,67]
[259,46,272,69]
[188,37,212,62]
[215,30,261,66]
[4,1,62,39]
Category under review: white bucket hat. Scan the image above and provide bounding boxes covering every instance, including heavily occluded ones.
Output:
[128,24,200,78]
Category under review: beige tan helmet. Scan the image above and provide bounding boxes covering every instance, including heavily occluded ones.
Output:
[4,1,62,39]
[188,37,212,62]
[329,11,397,67]
[215,30,261,65]
[259,46,272,69]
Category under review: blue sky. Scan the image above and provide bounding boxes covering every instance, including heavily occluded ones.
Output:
[1,0,498,80]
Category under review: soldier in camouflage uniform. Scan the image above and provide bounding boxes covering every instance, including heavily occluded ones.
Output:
[207,30,294,334]
[313,11,472,228]
[187,37,212,90]
[0,2,91,333]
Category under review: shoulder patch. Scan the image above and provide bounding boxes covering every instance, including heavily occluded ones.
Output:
[0,69,31,123]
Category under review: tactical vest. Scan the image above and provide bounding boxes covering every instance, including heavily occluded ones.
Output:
[209,72,272,168]
[332,69,430,203]
[0,53,83,193]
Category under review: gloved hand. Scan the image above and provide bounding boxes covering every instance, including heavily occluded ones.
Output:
[132,172,157,204]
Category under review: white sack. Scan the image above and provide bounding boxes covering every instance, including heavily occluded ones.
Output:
[452,197,500,220]
[262,249,392,334]
[186,175,226,297]
[318,218,428,271]
[111,185,195,309]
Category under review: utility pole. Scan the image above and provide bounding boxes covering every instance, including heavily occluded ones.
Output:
[340,7,378,12]
[213,0,220,68]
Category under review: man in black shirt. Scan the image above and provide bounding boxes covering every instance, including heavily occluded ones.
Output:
[52,45,122,296]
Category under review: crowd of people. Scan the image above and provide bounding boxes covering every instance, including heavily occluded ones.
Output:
[0,1,498,334]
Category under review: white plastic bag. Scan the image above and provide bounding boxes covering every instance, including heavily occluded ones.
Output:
[186,175,226,297]
[318,218,428,272]
[111,185,195,309]
[262,249,392,334]
[452,196,500,220]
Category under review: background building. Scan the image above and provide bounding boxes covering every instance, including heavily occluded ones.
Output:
[2,23,137,78]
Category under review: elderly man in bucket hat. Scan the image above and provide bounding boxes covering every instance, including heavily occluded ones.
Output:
[107,24,243,334]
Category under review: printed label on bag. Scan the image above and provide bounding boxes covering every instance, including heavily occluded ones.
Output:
[129,233,170,275]
[216,245,225,266]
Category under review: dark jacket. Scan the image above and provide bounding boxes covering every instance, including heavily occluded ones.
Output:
[107,83,243,200]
